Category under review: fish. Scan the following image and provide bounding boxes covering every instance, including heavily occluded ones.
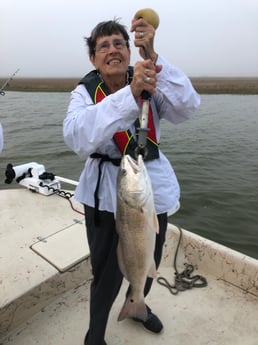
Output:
[116,154,159,322]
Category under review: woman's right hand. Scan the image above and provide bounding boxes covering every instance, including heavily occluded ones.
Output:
[130,59,162,98]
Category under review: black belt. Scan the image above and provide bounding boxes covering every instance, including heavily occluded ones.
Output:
[90,153,121,225]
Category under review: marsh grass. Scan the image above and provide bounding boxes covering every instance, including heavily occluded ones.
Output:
[191,77,258,94]
[1,77,258,94]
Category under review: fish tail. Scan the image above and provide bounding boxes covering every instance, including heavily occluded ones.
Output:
[117,296,148,322]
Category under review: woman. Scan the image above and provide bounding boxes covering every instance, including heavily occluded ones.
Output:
[63,16,200,345]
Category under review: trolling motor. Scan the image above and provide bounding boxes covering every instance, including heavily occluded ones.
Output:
[5,162,61,196]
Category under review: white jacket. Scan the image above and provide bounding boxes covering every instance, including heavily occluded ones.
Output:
[0,123,3,154]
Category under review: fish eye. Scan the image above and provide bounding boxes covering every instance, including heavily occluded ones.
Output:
[121,168,127,175]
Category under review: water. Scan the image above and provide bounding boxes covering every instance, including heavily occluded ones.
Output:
[0,92,257,259]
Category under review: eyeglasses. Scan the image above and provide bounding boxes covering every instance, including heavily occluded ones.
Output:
[95,39,128,53]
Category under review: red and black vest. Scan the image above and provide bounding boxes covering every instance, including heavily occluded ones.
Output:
[79,67,159,160]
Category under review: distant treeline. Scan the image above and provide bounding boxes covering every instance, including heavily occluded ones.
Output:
[1,77,258,94]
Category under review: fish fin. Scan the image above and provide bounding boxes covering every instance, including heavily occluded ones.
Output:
[153,212,159,233]
[117,296,148,322]
[147,260,157,278]
[117,241,129,280]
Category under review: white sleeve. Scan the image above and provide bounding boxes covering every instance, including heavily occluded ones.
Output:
[155,55,200,124]
[0,123,3,154]
[63,84,140,159]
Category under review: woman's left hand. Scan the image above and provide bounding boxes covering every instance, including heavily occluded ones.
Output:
[130,18,158,63]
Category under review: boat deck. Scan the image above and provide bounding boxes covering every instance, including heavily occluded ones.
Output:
[1,189,258,345]
[2,267,258,345]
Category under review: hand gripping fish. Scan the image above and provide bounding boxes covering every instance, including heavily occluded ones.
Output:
[116,154,159,322]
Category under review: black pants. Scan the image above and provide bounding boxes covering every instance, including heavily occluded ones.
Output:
[84,205,168,345]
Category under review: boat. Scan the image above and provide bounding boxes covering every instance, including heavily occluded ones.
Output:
[1,162,258,345]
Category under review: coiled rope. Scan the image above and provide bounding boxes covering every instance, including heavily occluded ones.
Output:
[39,174,85,216]
[157,225,208,295]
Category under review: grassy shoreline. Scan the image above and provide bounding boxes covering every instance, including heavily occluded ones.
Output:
[1,77,258,94]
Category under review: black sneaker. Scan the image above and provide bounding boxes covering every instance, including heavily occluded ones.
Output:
[132,308,163,334]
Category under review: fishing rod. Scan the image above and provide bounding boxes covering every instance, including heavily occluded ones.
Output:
[0,68,20,96]
[133,8,160,158]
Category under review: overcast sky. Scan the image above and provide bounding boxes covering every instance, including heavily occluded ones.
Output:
[1,0,257,78]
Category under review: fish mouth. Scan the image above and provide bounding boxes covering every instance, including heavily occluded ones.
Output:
[123,155,141,174]
[118,154,148,203]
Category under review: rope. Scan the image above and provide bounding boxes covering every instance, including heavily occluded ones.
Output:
[157,225,208,295]
[39,181,85,216]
